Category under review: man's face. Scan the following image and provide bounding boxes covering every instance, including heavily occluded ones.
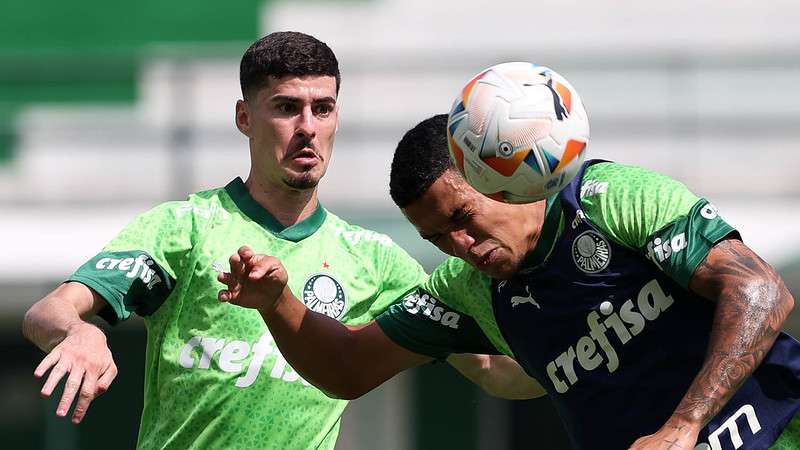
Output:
[236,75,338,191]
[402,170,536,280]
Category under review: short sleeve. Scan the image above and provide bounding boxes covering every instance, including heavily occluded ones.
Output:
[66,201,195,323]
[375,288,500,360]
[580,163,738,288]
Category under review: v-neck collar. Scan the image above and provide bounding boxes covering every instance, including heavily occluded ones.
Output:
[224,177,327,242]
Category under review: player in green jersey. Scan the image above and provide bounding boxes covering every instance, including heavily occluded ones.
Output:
[218,114,799,449]
[22,36,540,449]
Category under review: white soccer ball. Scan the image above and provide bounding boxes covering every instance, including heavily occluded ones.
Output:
[446,62,590,203]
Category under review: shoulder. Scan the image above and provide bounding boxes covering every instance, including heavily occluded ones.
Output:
[121,187,233,239]
[576,162,701,248]
[580,162,697,202]
[147,186,233,224]
[322,211,397,250]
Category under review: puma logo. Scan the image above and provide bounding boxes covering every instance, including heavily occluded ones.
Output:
[511,286,540,309]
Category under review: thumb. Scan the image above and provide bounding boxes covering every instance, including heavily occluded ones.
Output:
[246,255,277,280]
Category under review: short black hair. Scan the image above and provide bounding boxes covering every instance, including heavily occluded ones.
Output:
[390,114,454,208]
[240,31,340,100]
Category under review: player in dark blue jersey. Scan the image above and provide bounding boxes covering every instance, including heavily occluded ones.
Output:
[219,115,800,449]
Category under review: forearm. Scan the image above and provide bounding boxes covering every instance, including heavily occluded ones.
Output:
[24,297,88,352]
[675,241,795,428]
[447,353,546,400]
[23,283,104,352]
[258,287,424,399]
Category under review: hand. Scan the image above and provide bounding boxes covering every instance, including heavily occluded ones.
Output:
[628,419,700,450]
[34,322,117,424]
[217,245,289,312]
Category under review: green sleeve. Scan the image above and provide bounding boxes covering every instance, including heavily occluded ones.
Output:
[375,288,500,360]
[66,201,195,323]
[375,257,516,359]
[580,163,738,287]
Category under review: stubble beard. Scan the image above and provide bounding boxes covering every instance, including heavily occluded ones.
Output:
[283,172,319,190]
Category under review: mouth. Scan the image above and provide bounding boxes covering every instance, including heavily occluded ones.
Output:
[288,147,320,165]
[476,248,498,267]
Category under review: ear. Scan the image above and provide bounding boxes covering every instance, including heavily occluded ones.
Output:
[235,99,251,137]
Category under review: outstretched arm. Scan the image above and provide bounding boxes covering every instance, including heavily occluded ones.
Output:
[628,238,795,449]
[218,246,431,399]
[23,282,118,424]
[447,353,546,400]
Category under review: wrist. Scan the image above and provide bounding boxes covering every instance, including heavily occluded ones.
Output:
[258,285,293,320]
[666,413,704,433]
[65,321,104,339]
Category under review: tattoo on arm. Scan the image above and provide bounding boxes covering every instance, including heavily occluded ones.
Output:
[678,238,794,425]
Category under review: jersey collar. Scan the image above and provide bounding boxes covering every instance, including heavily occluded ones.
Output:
[519,194,563,273]
[224,177,327,242]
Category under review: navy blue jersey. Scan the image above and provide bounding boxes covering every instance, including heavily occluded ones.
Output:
[377,161,800,449]
[490,161,800,449]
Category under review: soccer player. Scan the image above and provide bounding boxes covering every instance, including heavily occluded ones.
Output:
[22,36,540,449]
[219,114,800,449]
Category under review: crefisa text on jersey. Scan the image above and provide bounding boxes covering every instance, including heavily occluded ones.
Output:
[546,279,674,394]
[95,254,163,289]
[178,332,311,388]
[402,290,461,329]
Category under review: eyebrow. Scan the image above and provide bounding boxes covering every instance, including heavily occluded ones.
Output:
[269,95,336,104]
[417,206,465,241]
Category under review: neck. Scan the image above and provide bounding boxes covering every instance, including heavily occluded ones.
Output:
[244,174,319,227]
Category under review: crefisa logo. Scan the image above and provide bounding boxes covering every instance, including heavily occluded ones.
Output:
[302,273,347,319]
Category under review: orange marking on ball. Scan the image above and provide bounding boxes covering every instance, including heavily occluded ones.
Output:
[483,148,530,177]
[554,82,573,114]
[462,70,487,107]
[553,140,586,174]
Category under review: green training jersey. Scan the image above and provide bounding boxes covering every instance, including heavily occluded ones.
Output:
[68,177,426,450]
[376,162,734,358]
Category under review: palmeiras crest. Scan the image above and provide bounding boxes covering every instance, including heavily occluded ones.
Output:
[302,273,347,319]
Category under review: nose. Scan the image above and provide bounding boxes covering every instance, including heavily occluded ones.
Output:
[447,229,475,258]
[295,105,316,139]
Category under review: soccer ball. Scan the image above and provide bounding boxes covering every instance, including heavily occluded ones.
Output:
[446,62,590,203]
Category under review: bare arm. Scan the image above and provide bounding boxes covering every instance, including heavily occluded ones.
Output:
[24,282,105,351]
[629,238,795,449]
[22,282,118,424]
[219,246,431,399]
[447,353,546,400]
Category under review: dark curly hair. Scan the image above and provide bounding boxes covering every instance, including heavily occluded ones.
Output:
[240,31,340,100]
[389,114,455,208]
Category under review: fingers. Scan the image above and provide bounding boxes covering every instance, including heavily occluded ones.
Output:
[35,350,61,379]
[217,270,234,286]
[71,372,97,424]
[96,364,117,396]
[220,246,285,303]
[70,360,117,424]
[248,255,271,279]
[40,359,69,397]
[56,366,85,417]
[238,245,254,260]
[229,252,244,278]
